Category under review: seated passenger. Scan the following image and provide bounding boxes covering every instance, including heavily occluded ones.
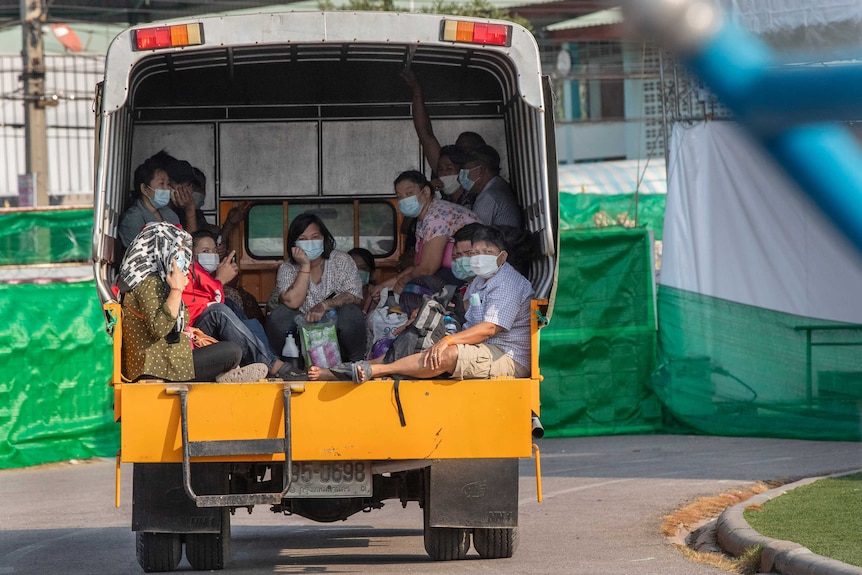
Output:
[351,225,533,383]
[451,222,482,285]
[456,144,523,228]
[185,230,302,380]
[433,144,475,209]
[118,153,183,251]
[164,157,205,234]
[374,171,480,295]
[118,221,267,383]
[264,213,367,363]
[348,247,377,312]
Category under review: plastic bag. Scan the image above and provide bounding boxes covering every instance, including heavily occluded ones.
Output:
[295,311,342,368]
[368,287,408,344]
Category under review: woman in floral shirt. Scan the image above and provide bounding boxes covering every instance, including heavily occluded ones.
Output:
[374,170,480,296]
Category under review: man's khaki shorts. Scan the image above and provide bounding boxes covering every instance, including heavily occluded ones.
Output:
[451,343,530,379]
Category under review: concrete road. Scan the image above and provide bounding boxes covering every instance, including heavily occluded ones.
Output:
[1,435,860,574]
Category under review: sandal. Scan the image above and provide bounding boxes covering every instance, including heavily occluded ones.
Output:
[351,360,373,384]
[328,362,354,381]
[216,363,268,383]
[275,364,307,381]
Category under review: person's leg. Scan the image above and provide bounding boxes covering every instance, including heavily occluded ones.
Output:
[194,303,278,369]
[358,344,457,381]
[335,303,368,362]
[264,305,302,359]
[193,341,241,381]
[224,297,249,321]
[242,318,271,353]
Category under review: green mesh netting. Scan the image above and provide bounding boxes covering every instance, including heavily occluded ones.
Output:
[539,229,663,437]
[654,286,862,441]
[559,193,666,240]
[0,280,116,469]
[0,208,94,265]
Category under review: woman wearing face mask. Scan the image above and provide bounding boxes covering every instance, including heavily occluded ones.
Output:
[374,170,480,298]
[118,154,184,251]
[119,221,268,383]
[349,224,534,384]
[264,213,367,364]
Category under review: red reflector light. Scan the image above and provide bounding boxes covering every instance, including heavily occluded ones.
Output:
[133,23,203,51]
[472,23,509,46]
[441,20,511,47]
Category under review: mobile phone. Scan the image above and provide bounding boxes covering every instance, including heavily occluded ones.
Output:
[170,189,178,203]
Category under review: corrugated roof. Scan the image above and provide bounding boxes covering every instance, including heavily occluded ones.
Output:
[546,6,621,32]
[558,158,666,195]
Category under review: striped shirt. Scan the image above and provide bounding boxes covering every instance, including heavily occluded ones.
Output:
[463,262,534,369]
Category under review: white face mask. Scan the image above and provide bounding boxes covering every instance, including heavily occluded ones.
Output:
[470,253,503,279]
[197,252,219,273]
[438,174,460,196]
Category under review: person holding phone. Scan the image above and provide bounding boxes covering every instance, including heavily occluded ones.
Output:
[184,230,303,380]
[118,222,267,383]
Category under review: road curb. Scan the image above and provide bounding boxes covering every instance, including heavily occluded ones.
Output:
[716,471,862,575]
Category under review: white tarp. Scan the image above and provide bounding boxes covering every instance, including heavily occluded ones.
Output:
[661,121,862,323]
[719,0,862,54]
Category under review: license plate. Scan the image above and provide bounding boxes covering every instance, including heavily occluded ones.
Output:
[286,461,372,498]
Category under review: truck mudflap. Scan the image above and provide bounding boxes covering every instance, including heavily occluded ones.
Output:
[426,459,519,529]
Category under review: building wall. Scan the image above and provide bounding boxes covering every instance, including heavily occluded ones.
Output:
[0,53,104,207]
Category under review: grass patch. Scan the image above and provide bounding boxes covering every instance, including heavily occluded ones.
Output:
[744,473,862,567]
[662,482,780,574]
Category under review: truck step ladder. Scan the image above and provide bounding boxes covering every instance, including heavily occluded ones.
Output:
[167,383,293,508]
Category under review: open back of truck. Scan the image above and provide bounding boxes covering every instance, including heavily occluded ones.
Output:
[92,11,558,572]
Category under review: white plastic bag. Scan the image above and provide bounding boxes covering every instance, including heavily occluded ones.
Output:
[368,288,408,344]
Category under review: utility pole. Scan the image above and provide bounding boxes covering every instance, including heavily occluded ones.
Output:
[21,0,49,207]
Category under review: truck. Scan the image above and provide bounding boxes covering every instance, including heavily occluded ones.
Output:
[92,10,558,572]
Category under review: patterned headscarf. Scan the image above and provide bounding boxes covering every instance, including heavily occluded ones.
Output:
[119,222,193,331]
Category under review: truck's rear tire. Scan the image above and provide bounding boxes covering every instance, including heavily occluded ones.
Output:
[135,532,182,572]
[422,494,469,561]
[423,524,470,561]
[185,509,231,570]
[472,527,517,559]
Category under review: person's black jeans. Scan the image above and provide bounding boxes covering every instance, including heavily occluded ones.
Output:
[194,303,278,369]
[265,303,367,364]
[192,341,242,381]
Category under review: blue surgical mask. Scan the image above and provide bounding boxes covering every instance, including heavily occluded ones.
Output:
[192,191,205,209]
[296,239,324,261]
[358,270,370,285]
[458,168,475,192]
[398,194,424,218]
[452,256,476,281]
[470,253,502,279]
[175,251,189,274]
[149,186,171,209]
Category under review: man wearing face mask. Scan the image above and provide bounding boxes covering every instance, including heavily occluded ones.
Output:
[183,230,304,380]
[350,225,534,384]
[457,145,523,229]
